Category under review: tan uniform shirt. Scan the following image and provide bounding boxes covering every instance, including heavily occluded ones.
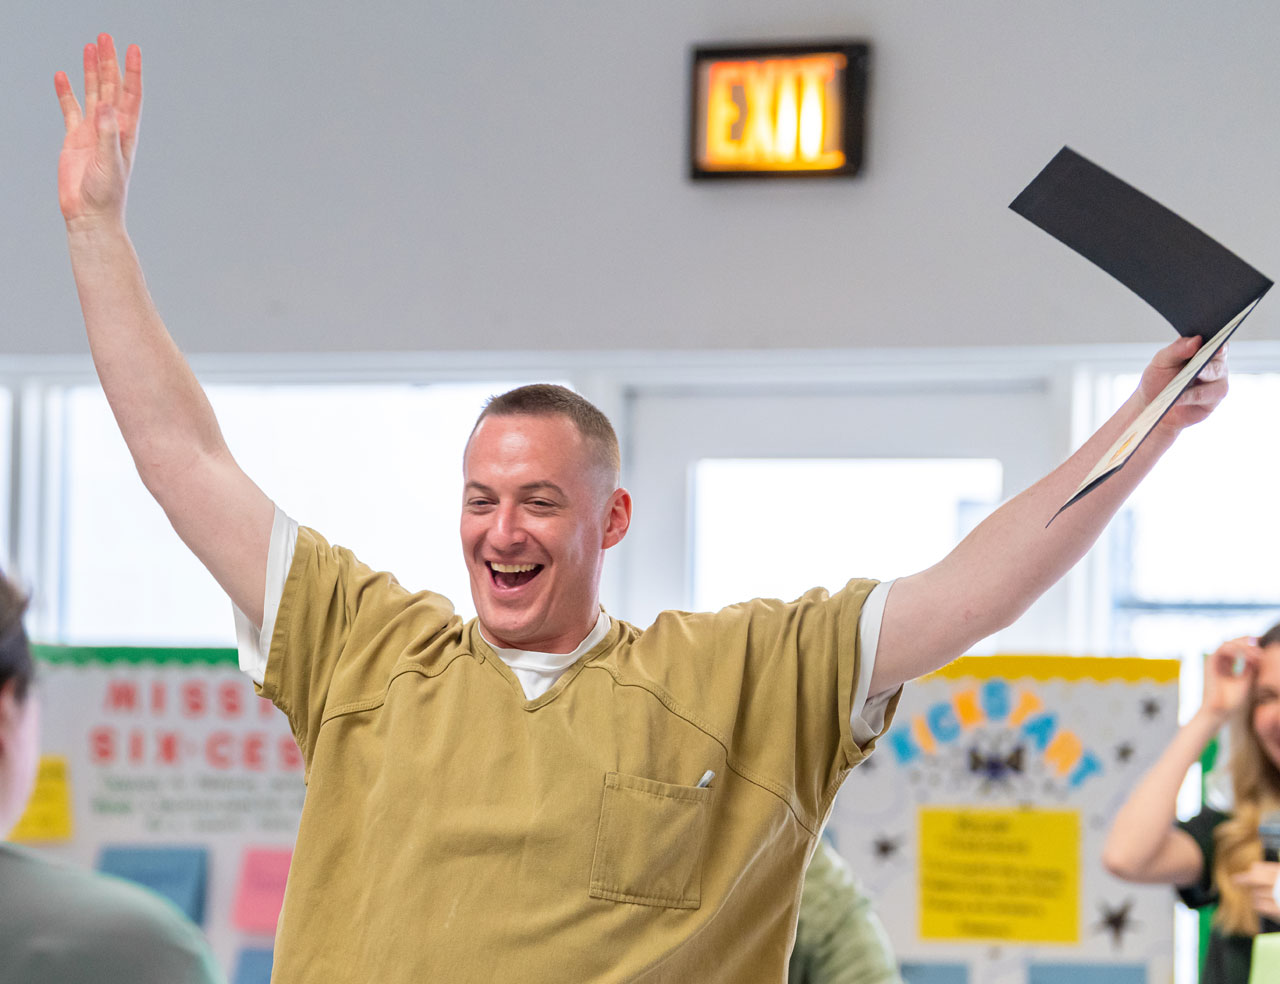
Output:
[262,527,898,983]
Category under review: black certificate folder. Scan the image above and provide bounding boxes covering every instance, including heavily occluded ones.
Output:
[1011,146,1271,338]
[1010,146,1271,519]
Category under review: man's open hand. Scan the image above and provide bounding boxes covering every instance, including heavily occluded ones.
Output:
[54,34,142,229]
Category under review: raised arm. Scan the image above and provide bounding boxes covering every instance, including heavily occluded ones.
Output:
[871,335,1228,693]
[1102,637,1260,884]
[55,35,273,625]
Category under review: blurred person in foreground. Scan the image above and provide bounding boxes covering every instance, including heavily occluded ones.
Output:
[1104,624,1280,984]
[0,572,224,983]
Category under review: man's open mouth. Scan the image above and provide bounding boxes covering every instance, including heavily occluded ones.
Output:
[488,562,543,589]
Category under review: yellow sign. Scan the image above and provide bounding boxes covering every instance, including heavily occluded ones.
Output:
[919,807,1079,943]
[691,43,868,177]
[10,755,75,842]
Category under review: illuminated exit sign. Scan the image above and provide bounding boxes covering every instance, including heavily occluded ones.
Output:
[689,41,869,179]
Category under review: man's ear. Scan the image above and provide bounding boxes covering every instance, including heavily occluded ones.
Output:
[601,488,632,550]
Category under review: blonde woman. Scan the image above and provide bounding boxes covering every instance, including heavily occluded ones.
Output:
[1104,625,1280,984]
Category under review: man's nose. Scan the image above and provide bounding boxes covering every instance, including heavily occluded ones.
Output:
[488,504,526,549]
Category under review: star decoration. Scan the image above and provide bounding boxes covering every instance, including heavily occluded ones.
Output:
[1116,742,1135,764]
[1095,899,1138,948]
[873,836,901,861]
[1141,698,1161,720]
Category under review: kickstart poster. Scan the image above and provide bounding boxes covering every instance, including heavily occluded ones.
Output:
[829,655,1180,984]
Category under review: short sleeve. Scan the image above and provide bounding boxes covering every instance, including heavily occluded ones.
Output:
[852,579,898,746]
[1174,806,1228,910]
[643,578,901,833]
[234,505,298,686]
[259,526,459,777]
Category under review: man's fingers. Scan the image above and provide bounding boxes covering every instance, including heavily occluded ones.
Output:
[1197,347,1229,382]
[119,44,143,163]
[1150,334,1202,370]
[54,70,84,132]
[82,42,99,117]
[1175,376,1228,409]
[122,44,142,113]
[98,34,119,109]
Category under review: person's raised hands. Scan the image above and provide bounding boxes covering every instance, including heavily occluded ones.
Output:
[1136,335,1229,435]
[54,34,142,229]
[1202,636,1263,722]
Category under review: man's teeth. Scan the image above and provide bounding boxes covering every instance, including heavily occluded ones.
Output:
[491,563,538,573]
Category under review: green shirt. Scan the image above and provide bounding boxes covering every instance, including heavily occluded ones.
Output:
[789,840,903,984]
[0,843,223,984]
[262,527,898,983]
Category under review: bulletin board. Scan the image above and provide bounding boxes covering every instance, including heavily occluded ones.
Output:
[828,654,1181,984]
[12,647,303,983]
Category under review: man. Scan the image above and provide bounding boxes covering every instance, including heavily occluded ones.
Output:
[54,35,1228,983]
[0,572,225,983]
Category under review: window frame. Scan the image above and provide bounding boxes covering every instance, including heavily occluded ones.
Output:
[4,339,1280,650]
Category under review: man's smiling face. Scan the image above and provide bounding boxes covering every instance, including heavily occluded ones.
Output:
[461,413,630,653]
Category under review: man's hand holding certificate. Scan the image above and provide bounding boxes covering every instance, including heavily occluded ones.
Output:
[1011,147,1272,519]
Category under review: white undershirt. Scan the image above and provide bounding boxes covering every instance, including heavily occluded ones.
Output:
[234,506,894,741]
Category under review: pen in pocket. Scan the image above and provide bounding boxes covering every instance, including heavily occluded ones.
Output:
[695,770,715,788]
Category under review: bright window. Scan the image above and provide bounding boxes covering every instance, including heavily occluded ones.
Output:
[692,458,1001,613]
[1102,372,1280,680]
[53,381,542,645]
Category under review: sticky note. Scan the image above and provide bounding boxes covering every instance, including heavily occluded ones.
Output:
[1251,933,1280,984]
[9,755,74,842]
[98,845,208,925]
[918,807,1080,943]
[233,847,292,933]
[233,948,275,984]
[900,964,969,984]
[1029,965,1145,984]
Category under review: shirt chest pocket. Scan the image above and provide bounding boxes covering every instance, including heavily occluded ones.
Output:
[589,771,712,909]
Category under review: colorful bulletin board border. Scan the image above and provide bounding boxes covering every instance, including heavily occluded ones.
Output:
[33,645,238,666]
[924,654,1179,685]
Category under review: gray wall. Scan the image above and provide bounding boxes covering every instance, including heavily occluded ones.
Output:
[4,0,1277,356]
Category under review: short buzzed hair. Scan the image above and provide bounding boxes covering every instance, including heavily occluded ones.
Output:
[0,572,33,703]
[473,384,621,479]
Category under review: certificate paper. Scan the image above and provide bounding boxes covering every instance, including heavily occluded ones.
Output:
[1010,147,1271,517]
